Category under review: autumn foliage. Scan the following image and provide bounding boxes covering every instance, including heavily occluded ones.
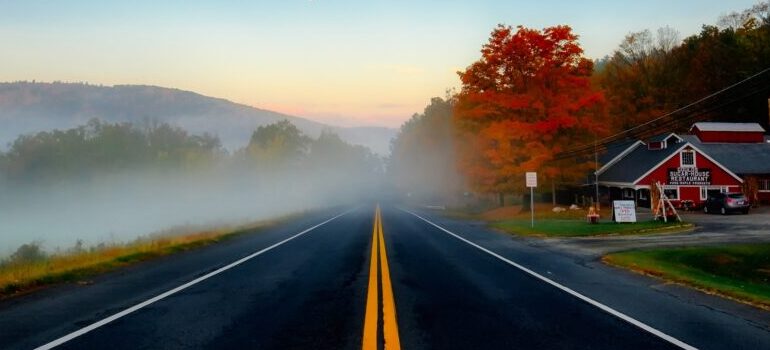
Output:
[455,25,608,201]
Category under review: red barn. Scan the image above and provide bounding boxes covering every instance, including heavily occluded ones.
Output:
[596,123,770,208]
[690,122,765,143]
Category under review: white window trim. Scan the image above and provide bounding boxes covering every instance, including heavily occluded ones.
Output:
[662,186,679,200]
[638,190,648,200]
[759,179,770,192]
[702,186,729,199]
[680,150,696,168]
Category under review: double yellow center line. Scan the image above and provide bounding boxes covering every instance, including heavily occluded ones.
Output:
[362,205,401,350]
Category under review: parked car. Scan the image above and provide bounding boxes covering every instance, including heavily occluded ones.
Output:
[703,193,750,215]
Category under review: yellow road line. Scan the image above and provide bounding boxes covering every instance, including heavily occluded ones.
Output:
[362,205,402,350]
[362,206,380,350]
[378,206,401,350]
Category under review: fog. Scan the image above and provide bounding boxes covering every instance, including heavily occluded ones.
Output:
[0,157,381,259]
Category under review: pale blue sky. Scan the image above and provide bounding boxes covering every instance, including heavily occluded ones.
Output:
[0,1,759,127]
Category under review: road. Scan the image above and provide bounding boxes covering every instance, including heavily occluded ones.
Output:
[1,204,769,349]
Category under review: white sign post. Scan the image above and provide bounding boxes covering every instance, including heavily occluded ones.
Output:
[526,172,537,228]
[613,200,637,223]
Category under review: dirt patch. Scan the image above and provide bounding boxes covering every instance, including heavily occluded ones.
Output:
[711,254,739,265]
[480,203,563,221]
[480,206,524,220]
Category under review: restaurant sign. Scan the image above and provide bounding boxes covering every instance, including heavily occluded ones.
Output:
[667,167,711,185]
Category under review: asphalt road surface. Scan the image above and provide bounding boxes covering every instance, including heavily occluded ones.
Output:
[2,204,769,349]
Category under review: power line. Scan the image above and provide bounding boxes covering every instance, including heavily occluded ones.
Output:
[552,66,770,160]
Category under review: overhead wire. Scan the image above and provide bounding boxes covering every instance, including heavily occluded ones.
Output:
[551,67,770,161]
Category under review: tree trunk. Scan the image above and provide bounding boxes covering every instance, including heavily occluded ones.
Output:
[498,192,505,207]
[551,181,556,206]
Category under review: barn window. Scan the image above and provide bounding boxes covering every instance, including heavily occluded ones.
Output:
[759,179,770,192]
[680,150,695,167]
[663,187,679,200]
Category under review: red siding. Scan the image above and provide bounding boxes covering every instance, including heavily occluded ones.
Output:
[637,148,741,187]
[637,147,742,205]
[694,129,765,143]
[679,186,700,201]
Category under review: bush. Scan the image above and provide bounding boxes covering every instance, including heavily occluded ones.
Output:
[9,242,47,264]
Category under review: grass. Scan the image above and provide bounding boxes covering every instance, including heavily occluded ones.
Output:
[444,203,692,237]
[604,244,770,309]
[0,219,283,299]
[491,218,692,237]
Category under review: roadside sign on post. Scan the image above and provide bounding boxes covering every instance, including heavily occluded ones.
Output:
[526,172,537,188]
[525,172,536,228]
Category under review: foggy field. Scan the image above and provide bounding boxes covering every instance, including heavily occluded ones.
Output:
[0,120,382,259]
[0,167,370,258]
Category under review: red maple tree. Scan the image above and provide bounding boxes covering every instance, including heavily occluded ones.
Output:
[455,25,608,204]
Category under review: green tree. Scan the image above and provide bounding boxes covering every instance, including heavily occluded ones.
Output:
[389,96,462,203]
[240,120,310,170]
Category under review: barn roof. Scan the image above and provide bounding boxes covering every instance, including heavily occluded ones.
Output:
[598,143,680,184]
[680,134,770,174]
[598,138,640,165]
[691,122,765,133]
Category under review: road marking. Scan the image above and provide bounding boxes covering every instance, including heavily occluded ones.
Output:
[35,209,354,350]
[378,206,401,350]
[401,209,698,350]
[362,207,380,349]
[362,205,401,350]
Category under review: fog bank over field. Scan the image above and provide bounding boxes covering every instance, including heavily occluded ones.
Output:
[0,119,382,258]
[0,167,374,257]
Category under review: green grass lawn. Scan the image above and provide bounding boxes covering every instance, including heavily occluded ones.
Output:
[604,244,770,309]
[490,219,692,237]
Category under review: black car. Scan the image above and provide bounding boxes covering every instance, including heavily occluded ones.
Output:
[703,193,750,215]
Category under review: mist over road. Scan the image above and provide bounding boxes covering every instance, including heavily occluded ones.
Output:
[1,205,769,349]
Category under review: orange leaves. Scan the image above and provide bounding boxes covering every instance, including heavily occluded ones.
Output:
[455,24,609,195]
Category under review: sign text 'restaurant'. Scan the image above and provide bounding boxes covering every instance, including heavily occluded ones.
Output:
[667,167,711,185]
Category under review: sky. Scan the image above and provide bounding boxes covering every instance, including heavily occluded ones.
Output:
[0,0,760,128]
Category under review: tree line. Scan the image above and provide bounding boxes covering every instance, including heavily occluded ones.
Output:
[0,118,381,186]
[388,1,770,206]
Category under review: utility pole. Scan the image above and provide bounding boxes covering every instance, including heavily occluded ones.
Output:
[594,139,600,211]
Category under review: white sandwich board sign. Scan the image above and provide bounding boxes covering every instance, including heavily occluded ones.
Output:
[613,200,637,223]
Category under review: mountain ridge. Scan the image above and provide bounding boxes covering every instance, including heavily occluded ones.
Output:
[0,82,396,155]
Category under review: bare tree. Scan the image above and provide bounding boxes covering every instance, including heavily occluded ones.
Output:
[656,26,680,54]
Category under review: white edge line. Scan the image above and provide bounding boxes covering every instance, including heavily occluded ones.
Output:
[35,209,355,350]
[400,208,698,350]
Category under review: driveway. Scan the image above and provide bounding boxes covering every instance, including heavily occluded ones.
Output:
[533,206,770,258]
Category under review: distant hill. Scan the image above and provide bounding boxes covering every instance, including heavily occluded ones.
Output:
[0,82,396,155]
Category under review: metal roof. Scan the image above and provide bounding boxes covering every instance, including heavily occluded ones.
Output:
[598,143,681,184]
[598,138,639,165]
[647,132,682,143]
[691,122,766,133]
[680,134,770,174]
